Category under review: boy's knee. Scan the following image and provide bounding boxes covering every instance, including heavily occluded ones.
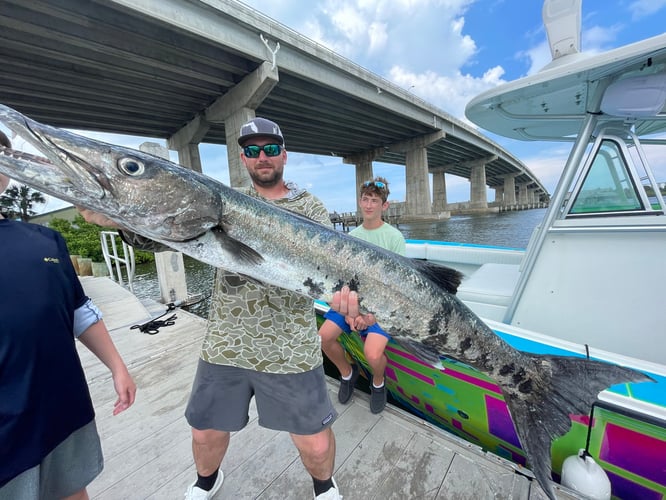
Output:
[319,322,339,338]
[364,347,385,364]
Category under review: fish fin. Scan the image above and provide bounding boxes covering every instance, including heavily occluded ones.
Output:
[502,355,654,500]
[412,260,463,294]
[211,226,264,265]
[394,337,443,367]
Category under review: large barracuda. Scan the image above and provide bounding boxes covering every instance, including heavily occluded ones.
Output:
[0,104,653,499]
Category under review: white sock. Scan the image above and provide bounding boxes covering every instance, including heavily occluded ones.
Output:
[372,381,385,389]
[341,370,353,381]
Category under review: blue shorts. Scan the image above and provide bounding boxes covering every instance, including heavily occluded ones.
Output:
[323,309,391,339]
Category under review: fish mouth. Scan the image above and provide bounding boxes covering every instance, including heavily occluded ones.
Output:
[0,105,224,241]
[0,105,107,202]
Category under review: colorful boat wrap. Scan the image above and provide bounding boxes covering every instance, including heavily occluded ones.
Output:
[316,308,666,499]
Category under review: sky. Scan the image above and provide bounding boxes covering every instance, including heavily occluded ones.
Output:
[23,0,666,214]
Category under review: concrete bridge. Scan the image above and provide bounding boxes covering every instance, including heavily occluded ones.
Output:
[1,0,548,219]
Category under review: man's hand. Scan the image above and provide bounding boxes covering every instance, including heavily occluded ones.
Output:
[331,285,377,331]
[331,285,359,317]
[78,207,121,228]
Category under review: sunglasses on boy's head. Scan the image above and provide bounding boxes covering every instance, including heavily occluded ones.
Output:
[363,180,386,189]
[243,144,282,158]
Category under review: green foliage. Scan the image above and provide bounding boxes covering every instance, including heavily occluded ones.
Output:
[0,184,47,221]
[132,249,155,264]
[49,215,154,264]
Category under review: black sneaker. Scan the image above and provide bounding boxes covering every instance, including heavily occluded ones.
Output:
[370,384,387,414]
[338,364,359,404]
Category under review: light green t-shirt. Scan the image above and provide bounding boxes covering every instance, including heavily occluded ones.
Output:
[349,222,406,256]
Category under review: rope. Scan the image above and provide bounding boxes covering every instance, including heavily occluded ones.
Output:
[130,303,177,335]
[129,294,208,335]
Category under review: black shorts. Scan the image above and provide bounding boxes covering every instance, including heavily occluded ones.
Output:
[185,359,338,435]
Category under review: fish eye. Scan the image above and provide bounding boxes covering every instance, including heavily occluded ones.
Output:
[118,157,145,176]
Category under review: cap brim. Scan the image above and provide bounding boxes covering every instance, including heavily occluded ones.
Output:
[237,133,284,146]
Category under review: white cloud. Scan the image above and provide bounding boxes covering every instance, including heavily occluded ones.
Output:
[328,5,369,47]
[628,0,666,20]
[522,145,570,194]
[581,24,623,52]
[388,64,506,124]
[367,21,389,53]
[521,40,552,75]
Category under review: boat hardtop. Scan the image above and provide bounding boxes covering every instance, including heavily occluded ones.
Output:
[465,32,666,141]
[451,0,666,367]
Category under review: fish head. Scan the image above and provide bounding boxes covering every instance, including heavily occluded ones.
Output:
[0,105,222,241]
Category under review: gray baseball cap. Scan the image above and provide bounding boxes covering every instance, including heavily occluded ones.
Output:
[237,117,284,146]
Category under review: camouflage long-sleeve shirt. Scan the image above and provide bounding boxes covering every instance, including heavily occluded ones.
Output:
[121,182,332,374]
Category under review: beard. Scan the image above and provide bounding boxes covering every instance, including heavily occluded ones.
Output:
[249,163,284,188]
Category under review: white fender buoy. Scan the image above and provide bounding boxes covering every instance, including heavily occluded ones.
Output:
[561,449,611,500]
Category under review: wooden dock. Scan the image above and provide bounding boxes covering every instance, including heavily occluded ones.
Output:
[78,276,581,500]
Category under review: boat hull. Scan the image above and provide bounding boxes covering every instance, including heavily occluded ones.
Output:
[316,310,666,499]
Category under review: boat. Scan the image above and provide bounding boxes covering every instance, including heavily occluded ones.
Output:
[317,2,666,498]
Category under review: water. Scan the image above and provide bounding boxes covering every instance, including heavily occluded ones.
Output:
[396,208,547,249]
[130,208,548,317]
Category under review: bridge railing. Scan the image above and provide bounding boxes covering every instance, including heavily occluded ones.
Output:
[100,231,136,292]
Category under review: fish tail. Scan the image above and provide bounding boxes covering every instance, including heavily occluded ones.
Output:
[501,354,654,500]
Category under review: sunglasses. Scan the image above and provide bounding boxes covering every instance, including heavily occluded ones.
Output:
[243,144,282,158]
[363,180,386,189]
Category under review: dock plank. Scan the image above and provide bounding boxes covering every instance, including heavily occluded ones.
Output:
[380,432,455,499]
[77,277,581,500]
[80,276,153,331]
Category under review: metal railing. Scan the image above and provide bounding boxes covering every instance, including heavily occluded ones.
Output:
[100,231,136,292]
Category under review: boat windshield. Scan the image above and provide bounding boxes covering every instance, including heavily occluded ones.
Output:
[565,128,665,217]
[569,140,643,214]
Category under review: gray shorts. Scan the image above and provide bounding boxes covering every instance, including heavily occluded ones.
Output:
[0,420,103,500]
[185,359,337,435]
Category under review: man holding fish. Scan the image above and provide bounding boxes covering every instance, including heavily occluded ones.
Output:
[80,118,342,500]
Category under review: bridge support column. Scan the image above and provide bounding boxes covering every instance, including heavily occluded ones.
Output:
[518,183,529,204]
[224,109,256,187]
[502,174,518,206]
[355,161,374,191]
[168,61,279,188]
[405,147,432,216]
[213,62,279,187]
[470,162,488,209]
[139,142,188,305]
[170,113,209,174]
[431,169,448,212]
[493,186,504,203]
[384,130,445,219]
[344,151,378,214]
[179,144,203,173]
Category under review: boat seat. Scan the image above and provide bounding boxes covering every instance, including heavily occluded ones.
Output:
[457,263,521,320]
[406,242,523,266]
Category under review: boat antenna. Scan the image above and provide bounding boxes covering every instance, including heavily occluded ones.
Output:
[543,0,581,60]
